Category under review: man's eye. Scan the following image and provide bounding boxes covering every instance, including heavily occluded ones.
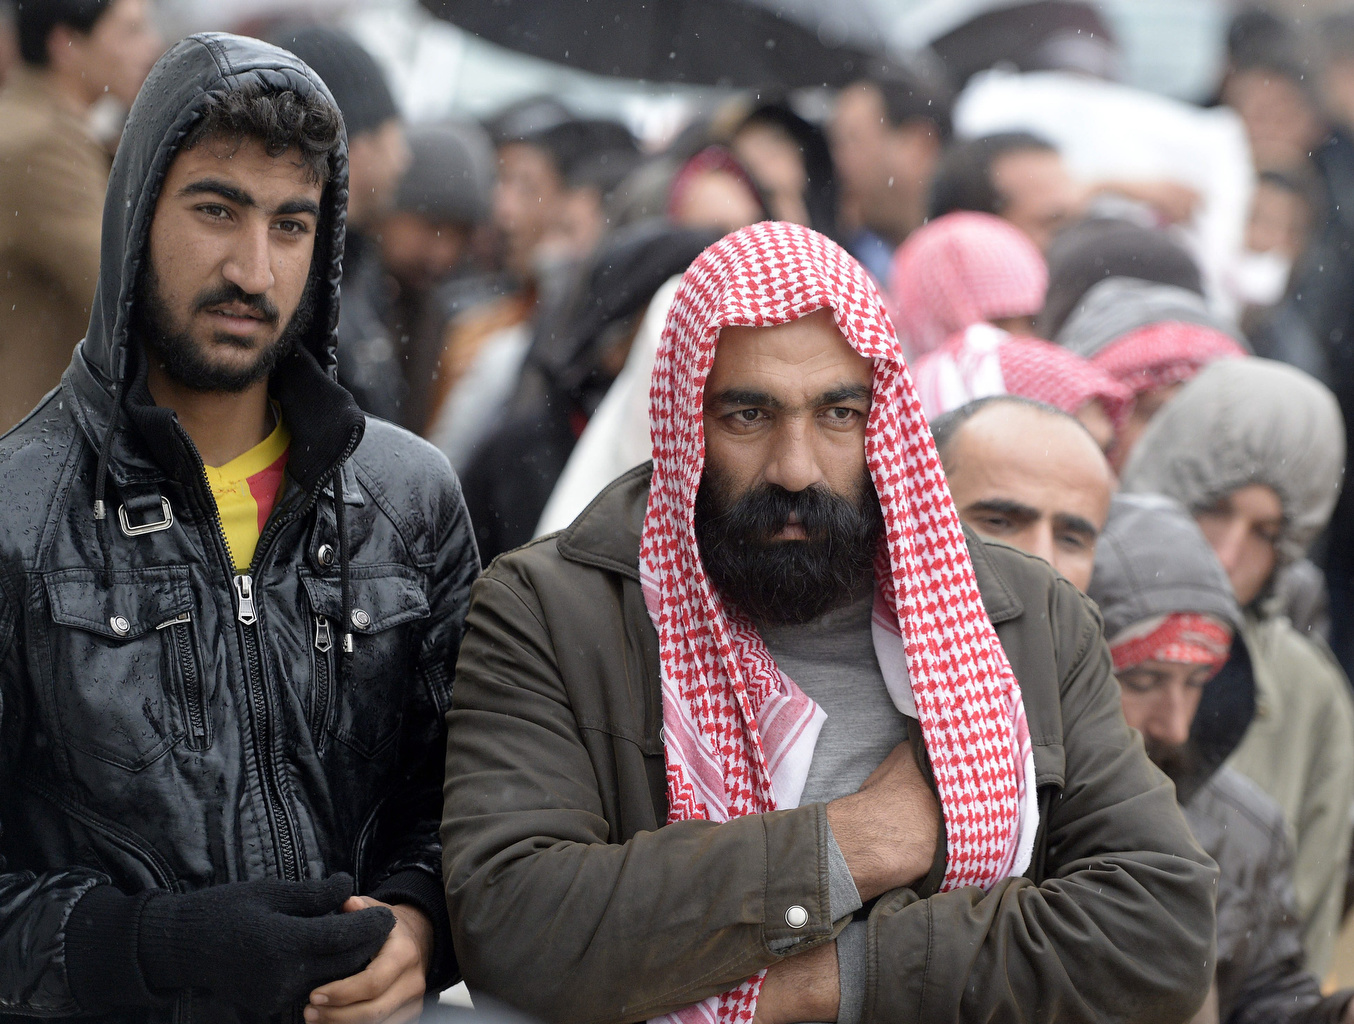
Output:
[276,219,310,236]
[975,515,1012,532]
[731,409,763,424]
[1056,533,1088,552]
[198,204,229,220]
[824,407,859,423]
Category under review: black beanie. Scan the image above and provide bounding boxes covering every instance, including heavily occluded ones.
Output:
[268,23,399,138]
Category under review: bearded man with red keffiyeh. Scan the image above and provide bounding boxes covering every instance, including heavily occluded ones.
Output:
[442,222,1216,1024]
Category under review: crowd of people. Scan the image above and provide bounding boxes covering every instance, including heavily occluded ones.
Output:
[5,0,1354,1022]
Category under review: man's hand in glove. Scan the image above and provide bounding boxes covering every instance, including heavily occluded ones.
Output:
[138,873,394,1015]
[305,897,433,1024]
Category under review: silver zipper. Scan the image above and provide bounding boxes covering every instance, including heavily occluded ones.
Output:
[155,612,191,630]
[233,574,257,625]
[314,614,332,653]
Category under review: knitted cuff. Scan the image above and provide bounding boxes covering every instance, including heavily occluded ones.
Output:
[369,868,457,992]
[63,885,159,1013]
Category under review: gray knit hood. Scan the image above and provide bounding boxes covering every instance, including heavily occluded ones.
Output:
[1055,276,1246,359]
[1120,358,1345,567]
[1088,494,1242,642]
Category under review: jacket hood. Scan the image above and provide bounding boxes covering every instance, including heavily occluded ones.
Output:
[1120,358,1345,568]
[80,32,349,388]
[1055,276,1244,359]
[1088,493,1253,803]
[1088,494,1242,643]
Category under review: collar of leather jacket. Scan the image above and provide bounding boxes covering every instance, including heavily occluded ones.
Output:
[60,32,364,497]
[554,462,1025,628]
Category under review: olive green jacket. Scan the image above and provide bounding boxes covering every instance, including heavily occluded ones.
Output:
[442,465,1217,1023]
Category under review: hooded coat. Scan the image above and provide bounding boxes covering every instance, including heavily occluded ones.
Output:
[0,34,476,1018]
[1089,494,1351,1024]
[1121,359,1354,975]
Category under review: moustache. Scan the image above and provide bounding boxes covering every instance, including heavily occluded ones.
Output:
[194,282,280,325]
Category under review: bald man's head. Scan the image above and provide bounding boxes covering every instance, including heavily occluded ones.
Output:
[933,397,1114,591]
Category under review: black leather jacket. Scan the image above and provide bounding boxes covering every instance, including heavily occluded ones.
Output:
[0,34,477,1019]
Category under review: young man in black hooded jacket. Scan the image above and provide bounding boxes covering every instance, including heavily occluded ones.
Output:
[0,33,477,1023]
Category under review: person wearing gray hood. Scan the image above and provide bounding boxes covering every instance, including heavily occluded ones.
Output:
[1122,357,1354,975]
[1056,276,1248,470]
[1090,494,1354,1024]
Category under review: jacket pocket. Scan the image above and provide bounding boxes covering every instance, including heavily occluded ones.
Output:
[42,566,202,770]
[299,564,429,758]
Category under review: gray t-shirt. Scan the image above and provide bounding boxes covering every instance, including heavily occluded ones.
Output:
[759,589,911,806]
[758,589,915,1024]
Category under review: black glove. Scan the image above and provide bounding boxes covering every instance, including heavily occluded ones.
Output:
[137,873,394,1015]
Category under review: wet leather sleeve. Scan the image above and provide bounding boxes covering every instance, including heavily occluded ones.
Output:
[442,572,835,1024]
[356,459,480,992]
[0,578,113,1016]
[863,577,1220,1023]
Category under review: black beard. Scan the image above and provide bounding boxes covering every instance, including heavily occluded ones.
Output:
[136,261,314,393]
[694,465,884,626]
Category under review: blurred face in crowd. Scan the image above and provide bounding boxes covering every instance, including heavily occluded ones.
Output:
[1195,483,1284,606]
[48,0,162,108]
[991,147,1081,251]
[732,121,810,226]
[378,213,470,291]
[941,402,1114,591]
[697,309,883,624]
[829,82,940,242]
[494,140,566,276]
[1224,69,1327,172]
[139,136,322,393]
[670,169,763,235]
[346,119,411,231]
[1116,650,1227,775]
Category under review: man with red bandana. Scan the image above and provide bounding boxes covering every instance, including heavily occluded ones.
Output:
[1090,494,1354,1024]
[442,222,1215,1023]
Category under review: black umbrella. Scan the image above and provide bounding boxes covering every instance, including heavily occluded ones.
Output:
[419,0,894,89]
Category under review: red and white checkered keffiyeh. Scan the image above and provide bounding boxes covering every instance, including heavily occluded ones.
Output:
[1092,321,1246,397]
[914,323,1134,426]
[887,211,1048,360]
[642,221,1038,1024]
[1109,613,1233,674]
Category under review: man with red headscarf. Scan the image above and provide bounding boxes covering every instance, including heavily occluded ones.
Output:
[442,222,1215,1023]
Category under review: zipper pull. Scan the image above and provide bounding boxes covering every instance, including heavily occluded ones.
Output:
[233,574,257,625]
[314,614,332,653]
[156,612,191,630]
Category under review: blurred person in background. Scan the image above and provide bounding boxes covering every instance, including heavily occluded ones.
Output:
[1320,13,1354,138]
[269,24,412,424]
[727,100,838,237]
[0,0,160,431]
[931,133,1202,252]
[886,210,1046,361]
[1122,357,1354,976]
[914,327,1131,453]
[1036,217,1206,340]
[1216,11,1354,680]
[1089,494,1354,1024]
[424,115,638,467]
[453,220,716,562]
[829,68,953,280]
[666,144,767,235]
[930,132,1081,252]
[1055,277,1248,471]
[931,396,1114,592]
[375,119,502,433]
